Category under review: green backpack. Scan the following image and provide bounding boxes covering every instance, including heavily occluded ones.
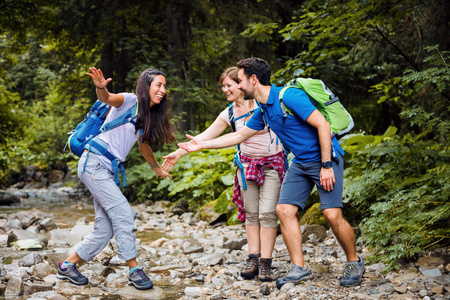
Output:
[279,77,354,139]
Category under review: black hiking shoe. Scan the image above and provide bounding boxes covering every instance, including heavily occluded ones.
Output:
[129,268,153,290]
[57,262,89,285]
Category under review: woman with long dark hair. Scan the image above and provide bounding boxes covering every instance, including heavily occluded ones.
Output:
[57,67,175,290]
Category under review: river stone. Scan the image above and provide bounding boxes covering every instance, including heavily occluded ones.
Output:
[0,234,8,247]
[4,275,23,297]
[38,218,58,231]
[149,237,168,248]
[260,283,270,295]
[43,274,59,285]
[117,285,165,299]
[0,191,20,206]
[7,229,48,247]
[389,295,416,300]
[23,281,54,294]
[419,267,442,277]
[195,200,223,224]
[31,262,57,279]
[223,238,247,250]
[192,253,225,266]
[5,218,22,231]
[50,224,93,246]
[300,224,327,242]
[29,291,68,300]
[310,264,329,274]
[184,286,204,297]
[182,239,204,254]
[18,253,44,267]
[49,170,65,184]
[168,198,189,215]
[14,211,38,228]
[416,256,445,267]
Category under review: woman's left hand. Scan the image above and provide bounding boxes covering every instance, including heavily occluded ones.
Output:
[154,167,172,179]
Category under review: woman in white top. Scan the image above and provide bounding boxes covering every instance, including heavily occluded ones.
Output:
[162,67,286,282]
[57,67,174,290]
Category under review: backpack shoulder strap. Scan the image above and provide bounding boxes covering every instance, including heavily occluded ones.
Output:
[97,99,139,134]
[279,86,296,119]
[227,103,236,132]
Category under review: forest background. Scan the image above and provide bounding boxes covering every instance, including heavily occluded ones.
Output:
[0,0,448,270]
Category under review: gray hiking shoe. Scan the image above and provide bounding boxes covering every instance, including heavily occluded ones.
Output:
[57,262,89,285]
[129,268,153,290]
[340,256,365,287]
[276,263,313,289]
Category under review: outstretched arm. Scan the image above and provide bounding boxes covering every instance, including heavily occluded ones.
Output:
[162,115,229,170]
[87,67,124,108]
[139,139,172,179]
[178,126,259,153]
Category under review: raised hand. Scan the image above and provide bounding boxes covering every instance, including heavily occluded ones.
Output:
[86,67,112,89]
[178,134,203,153]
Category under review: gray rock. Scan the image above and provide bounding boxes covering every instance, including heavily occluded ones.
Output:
[223,238,247,250]
[23,281,54,294]
[117,286,165,299]
[7,229,48,247]
[29,291,68,300]
[38,218,58,231]
[419,267,442,277]
[0,191,20,206]
[260,283,270,295]
[182,239,204,254]
[185,286,204,297]
[31,262,57,279]
[416,256,445,267]
[18,253,44,267]
[193,253,225,266]
[300,224,327,242]
[5,219,22,231]
[0,234,8,247]
[4,276,23,297]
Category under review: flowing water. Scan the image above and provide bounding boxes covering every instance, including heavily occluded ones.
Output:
[1,188,188,299]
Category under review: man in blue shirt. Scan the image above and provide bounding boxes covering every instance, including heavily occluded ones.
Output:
[178,57,364,288]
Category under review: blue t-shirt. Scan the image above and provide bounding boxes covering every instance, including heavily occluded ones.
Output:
[246,84,344,164]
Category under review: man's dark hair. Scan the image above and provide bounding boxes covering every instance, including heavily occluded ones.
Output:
[236,57,271,86]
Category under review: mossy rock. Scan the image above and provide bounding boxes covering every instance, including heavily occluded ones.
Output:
[299,203,329,229]
[196,200,222,224]
[214,186,233,213]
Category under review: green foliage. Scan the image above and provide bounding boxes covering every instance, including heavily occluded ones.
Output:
[342,128,450,270]
[124,147,236,210]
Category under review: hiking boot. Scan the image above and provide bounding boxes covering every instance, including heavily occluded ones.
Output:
[340,256,365,287]
[258,257,272,282]
[241,253,260,279]
[276,263,313,289]
[57,262,89,285]
[128,268,153,290]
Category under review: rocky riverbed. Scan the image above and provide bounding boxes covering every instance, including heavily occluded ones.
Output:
[0,187,449,300]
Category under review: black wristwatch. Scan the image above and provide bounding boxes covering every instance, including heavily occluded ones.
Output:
[322,160,332,169]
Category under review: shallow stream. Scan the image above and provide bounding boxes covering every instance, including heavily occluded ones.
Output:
[1,189,189,299]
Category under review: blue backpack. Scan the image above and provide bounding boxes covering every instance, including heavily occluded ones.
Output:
[65,99,140,187]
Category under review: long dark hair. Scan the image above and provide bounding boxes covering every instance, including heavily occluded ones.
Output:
[135,69,175,146]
